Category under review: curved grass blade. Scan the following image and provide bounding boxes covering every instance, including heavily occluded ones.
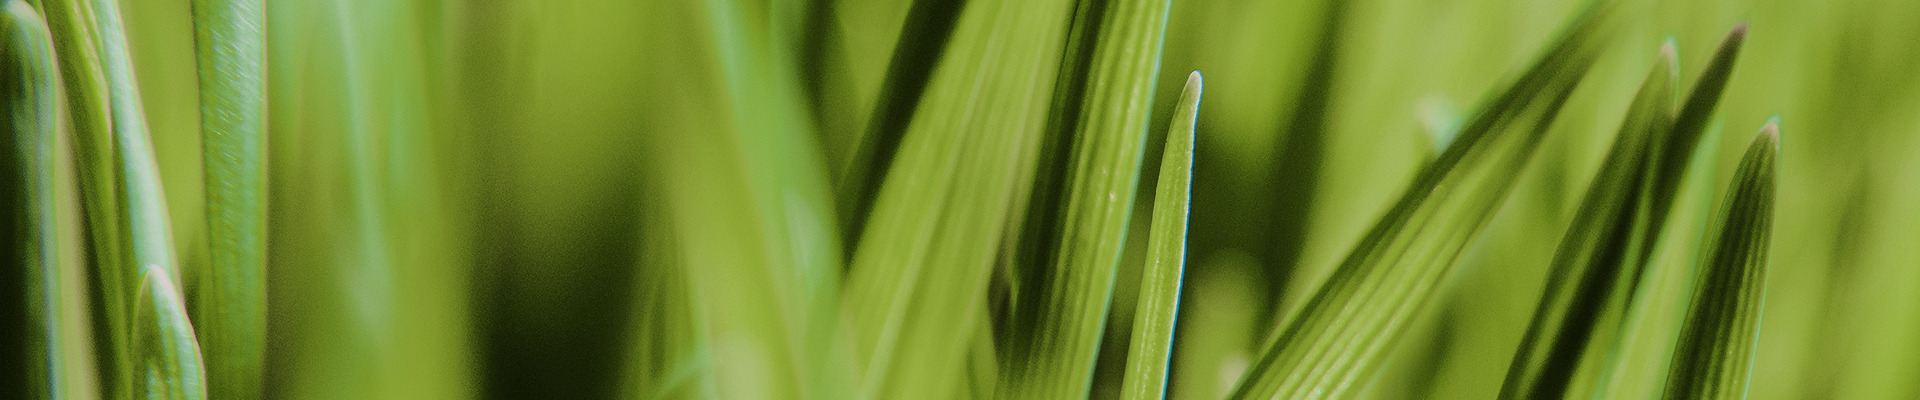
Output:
[1,2,64,396]
[997,0,1178,396]
[133,265,208,400]
[1224,4,1613,398]
[837,0,1078,397]
[36,0,183,396]
[1661,122,1777,400]
[187,0,267,398]
[1118,71,1201,400]
[32,0,137,395]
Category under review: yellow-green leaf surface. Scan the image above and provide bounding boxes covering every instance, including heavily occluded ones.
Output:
[265,0,475,398]
[1662,122,1778,400]
[833,0,964,248]
[133,265,206,400]
[838,0,1077,398]
[1118,71,1201,400]
[1497,42,1677,400]
[1225,4,1612,399]
[635,1,846,399]
[2,2,63,396]
[187,0,266,398]
[999,0,1177,396]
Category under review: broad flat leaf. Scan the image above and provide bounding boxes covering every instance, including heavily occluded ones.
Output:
[1662,122,1778,400]
[133,265,208,400]
[1119,71,1202,400]
[2,2,63,396]
[188,0,268,398]
[838,0,1078,398]
[1225,4,1612,399]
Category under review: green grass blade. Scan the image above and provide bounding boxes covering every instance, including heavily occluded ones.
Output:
[1118,71,1201,400]
[838,0,1077,397]
[1594,111,1725,400]
[187,0,267,398]
[2,2,63,396]
[1496,43,1677,400]
[634,1,847,399]
[1639,25,1746,270]
[833,0,965,249]
[87,0,178,283]
[32,0,134,396]
[997,0,1176,396]
[1224,4,1612,398]
[133,265,207,400]
[1661,121,1777,400]
[34,0,184,396]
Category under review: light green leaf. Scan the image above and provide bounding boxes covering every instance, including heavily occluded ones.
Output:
[1661,121,1778,400]
[833,0,965,249]
[634,1,847,399]
[187,0,267,398]
[996,0,1177,396]
[133,265,207,400]
[838,0,1077,398]
[1119,71,1201,400]
[1225,4,1613,398]
[2,2,63,396]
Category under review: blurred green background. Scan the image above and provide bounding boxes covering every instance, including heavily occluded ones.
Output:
[108,0,1920,398]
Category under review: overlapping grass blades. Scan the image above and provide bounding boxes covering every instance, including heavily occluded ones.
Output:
[1497,43,1677,400]
[1224,4,1612,399]
[1499,26,1748,400]
[997,0,1177,397]
[2,2,63,396]
[838,0,1077,397]
[187,0,266,398]
[635,1,845,399]
[1662,122,1778,400]
[33,0,183,397]
[833,0,964,249]
[132,266,206,400]
[1118,71,1201,400]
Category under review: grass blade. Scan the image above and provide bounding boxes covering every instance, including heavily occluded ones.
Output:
[1662,121,1778,400]
[838,0,1077,397]
[187,0,267,398]
[1118,71,1201,400]
[997,0,1176,396]
[833,0,965,250]
[1496,42,1677,400]
[635,1,847,399]
[1224,4,1612,398]
[2,2,63,396]
[32,0,134,395]
[34,0,183,396]
[133,265,207,400]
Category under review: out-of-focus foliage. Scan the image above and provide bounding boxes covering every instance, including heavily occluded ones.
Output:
[10,0,1920,398]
